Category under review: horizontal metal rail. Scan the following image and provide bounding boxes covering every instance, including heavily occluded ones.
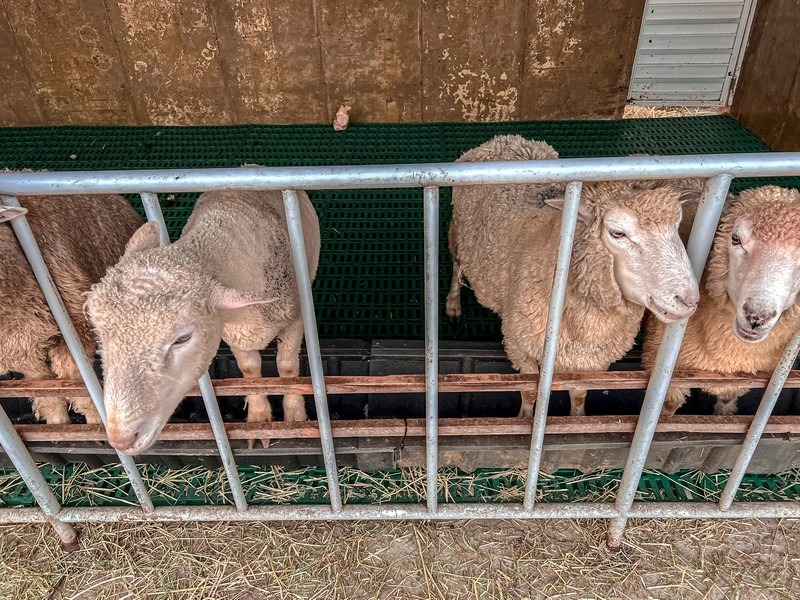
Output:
[10,415,800,443]
[1,502,799,525]
[2,153,800,550]
[0,153,798,195]
[5,369,800,397]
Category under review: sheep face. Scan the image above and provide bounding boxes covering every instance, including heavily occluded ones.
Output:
[551,186,700,323]
[603,204,698,323]
[86,223,272,454]
[723,210,800,343]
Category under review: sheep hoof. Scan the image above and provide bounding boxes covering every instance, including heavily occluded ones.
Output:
[445,297,462,321]
[247,438,271,449]
[713,402,737,416]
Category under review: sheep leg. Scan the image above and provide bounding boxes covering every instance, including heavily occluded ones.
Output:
[661,387,689,417]
[445,221,463,321]
[707,387,745,416]
[24,359,71,425]
[517,359,539,418]
[231,347,272,449]
[276,319,308,423]
[569,390,588,417]
[48,342,101,424]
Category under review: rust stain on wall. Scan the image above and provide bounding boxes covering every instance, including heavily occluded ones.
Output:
[317,0,422,123]
[423,0,525,122]
[0,3,43,126]
[0,0,646,126]
[107,0,232,125]
[211,0,326,123]
[520,0,645,120]
[2,0,134,125]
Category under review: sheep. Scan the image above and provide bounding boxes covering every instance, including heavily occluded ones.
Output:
[86,189,320,454]
[446,135,701,417]
[0,196,143,424]
[643,185,800,416]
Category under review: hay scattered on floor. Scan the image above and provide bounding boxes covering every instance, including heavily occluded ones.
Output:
[623,105,722,119]
[1,464,799,508]
[0,517,798,599]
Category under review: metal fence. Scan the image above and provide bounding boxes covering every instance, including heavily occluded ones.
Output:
[2,152,800,551]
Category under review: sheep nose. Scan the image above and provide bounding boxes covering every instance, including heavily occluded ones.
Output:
[107,429,139,451]
[744,308,777,330]
[674,294,697,311]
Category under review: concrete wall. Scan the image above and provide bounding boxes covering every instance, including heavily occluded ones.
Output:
[732,0,800,151]
[0,0,645,126]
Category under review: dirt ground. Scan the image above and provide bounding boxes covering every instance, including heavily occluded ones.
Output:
[0,517,797,599]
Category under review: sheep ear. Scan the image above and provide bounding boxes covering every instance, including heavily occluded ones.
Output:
[209,285,276,311]
[0,205,28,223]
[678,189,702,204]
[124,221,162,256]
[544,197,595,226]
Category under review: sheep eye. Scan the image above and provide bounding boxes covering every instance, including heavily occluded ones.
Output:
[172,333,193,347]
[609,230,627,239]
[731,233,742,247]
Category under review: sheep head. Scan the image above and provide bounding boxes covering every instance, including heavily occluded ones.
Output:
[706,186,800,343]
[548,184,700,323]
[86,222,273,455]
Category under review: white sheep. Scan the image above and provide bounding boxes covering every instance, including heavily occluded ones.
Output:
[0,196,142,424]
[446,135,700,417]
[86,190,320,453]
[643,185,800,415]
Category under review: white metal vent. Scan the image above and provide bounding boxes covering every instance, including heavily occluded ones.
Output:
[629,0,758,106]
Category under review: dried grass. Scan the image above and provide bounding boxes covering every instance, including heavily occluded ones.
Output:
[3,465,799,509]
[0,517,798,599]
[623,105,722,119]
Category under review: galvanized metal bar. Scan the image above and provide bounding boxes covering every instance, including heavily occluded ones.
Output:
[282,189,342,512]
[719,330,800,511]
[607,174,733,548]
[1,195,155,513]
[0,406,79,548]
[423,186,440,513]
[2,501,800,525]
[197,375,248,511]
[523,181,583,510]
[139,192,170,245]
[139,193,248,512]
[1,154,799,196]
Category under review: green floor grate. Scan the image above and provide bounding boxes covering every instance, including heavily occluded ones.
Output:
[2,115,800,340]
[1,464,799,508]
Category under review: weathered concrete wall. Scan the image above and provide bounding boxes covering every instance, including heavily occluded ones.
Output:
[0,0,645,126]
[732,0,800,151]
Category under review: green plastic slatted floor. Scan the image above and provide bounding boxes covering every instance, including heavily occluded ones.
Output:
[2,115,799,341]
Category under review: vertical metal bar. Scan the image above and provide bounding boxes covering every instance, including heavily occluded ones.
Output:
[1,195,154,513]
[423,186,440,513]
[139,192,170,245]
[140,193,248,512]
[607,173,733,548]
[282,189,342,512]
[0,407,79,548]
[719,330,800,510]
[197,374,248,510]
[523,181,583,510]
